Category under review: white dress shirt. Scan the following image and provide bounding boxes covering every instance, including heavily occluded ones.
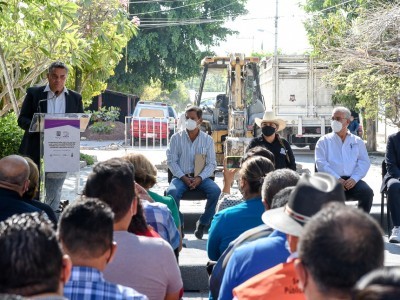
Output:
[315,132,370,183]
[44,84,67,114]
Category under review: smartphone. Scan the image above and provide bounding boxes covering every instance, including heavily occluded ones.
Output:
[225,156,242,169]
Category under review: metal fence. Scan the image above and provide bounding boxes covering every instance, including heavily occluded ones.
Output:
[124,116,177,149]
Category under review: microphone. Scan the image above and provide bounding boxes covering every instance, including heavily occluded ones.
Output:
[37,90,60,113]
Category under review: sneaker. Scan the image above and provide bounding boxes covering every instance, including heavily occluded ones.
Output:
[194,221,205,240]
[389,227,400,243]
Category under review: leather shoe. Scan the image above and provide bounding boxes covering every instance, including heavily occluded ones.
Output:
[194,221,205,239]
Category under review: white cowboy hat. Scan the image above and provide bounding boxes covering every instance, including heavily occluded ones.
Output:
[255,111,286,132]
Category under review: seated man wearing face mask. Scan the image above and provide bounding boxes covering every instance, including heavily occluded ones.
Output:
[247,112,296,171]
[315,106,373,213]
[166,106,221,240]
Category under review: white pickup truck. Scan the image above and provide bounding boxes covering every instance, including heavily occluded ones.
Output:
[259,55,335,150]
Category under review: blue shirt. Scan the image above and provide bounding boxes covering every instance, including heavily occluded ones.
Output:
[218,230,290,300]
[167,129,217,180]
[207,197,265,261]
[315,132,370,182]
[142,200,181,250]
[64,266,148,300]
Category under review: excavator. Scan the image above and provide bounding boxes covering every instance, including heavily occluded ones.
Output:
[194,53,265,165]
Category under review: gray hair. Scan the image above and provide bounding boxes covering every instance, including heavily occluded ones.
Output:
[332,107,351,119]
[48,61,69,74]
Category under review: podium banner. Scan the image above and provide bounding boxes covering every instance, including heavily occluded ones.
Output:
[43,118,80,172]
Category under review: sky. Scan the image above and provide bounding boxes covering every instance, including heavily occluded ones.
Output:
[212,0,312,55]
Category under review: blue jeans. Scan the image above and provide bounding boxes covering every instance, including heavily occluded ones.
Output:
[387,178,400,226]
[167,177,220,226]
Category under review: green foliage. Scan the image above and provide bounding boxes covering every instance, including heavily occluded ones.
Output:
[80,153,95,165]
[90,122,114,134]
[107,0,247,94]
[0,0,137,115]
[0,112,24,158]
[88,106,120,122]
[86,106,120,135]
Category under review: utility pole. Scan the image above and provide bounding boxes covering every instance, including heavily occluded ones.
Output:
[274,0,278,59]
[273,0,279,115]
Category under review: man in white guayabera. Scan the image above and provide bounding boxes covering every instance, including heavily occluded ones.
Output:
[315,106,373,213]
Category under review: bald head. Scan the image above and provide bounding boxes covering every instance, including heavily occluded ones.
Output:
[0,155,30,189]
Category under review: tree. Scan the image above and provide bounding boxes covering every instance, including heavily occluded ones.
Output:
[302,0,399,150]
[0,0,137,115]
[107,0,248,95]
[68,0,137,106]
[0,0,84,116]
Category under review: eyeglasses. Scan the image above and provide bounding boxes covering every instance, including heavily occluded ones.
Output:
[331,117,348,122]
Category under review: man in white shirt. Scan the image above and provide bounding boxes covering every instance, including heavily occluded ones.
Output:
[315,106,373,213]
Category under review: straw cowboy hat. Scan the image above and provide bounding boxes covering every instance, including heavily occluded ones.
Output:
[262,173,346,237]
[255,112,286,132]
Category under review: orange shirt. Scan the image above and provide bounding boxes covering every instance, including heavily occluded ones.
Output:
[233,261,305,300]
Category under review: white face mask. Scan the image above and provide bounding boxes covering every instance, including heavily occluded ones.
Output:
[185,119,198,131]
[331,120,343,133]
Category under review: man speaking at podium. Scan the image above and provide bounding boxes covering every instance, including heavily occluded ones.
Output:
[18,61,84,215]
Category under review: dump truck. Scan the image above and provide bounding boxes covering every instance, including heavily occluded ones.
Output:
[259,55,335,150]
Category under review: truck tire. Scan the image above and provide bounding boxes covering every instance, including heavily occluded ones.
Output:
[309,144,316,151]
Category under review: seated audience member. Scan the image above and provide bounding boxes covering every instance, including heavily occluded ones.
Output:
[207,156,275,261]
[59,198,148,299]
[219,187,294,300]
[353,267,400,300]
[230,173,346,300]
[216,146,275,212]
[0,155,41,221]
[83,158,183,300]
[166,105,220,239]
[0,213,71,298]
[124,153,180,251]
[124,153,181,230]
[295,202,384,300]
[209,169,299,300]
[382,131,400,243]
[315,106,373,213]
[128,196,160,238]
[22,157,58,225]
[246,111,296,170]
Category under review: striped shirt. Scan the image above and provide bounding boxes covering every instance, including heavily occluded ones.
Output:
[64,266,148,300]
[141,200,181,250]
[167,129,217,180]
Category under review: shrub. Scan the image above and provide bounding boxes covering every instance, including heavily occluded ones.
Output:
[87,106,120,122]
[0,112,24,158]
[80,153,95,165]
[91,122,114,134]
[86,106,120,135]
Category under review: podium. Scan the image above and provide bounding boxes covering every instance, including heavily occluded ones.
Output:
[29,113,91,202]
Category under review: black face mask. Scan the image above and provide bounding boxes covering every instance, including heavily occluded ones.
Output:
[262,125,276,137]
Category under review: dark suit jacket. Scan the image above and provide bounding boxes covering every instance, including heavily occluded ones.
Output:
[381,132,400,192]
[0,188,42,222]
[18,85,83,168]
